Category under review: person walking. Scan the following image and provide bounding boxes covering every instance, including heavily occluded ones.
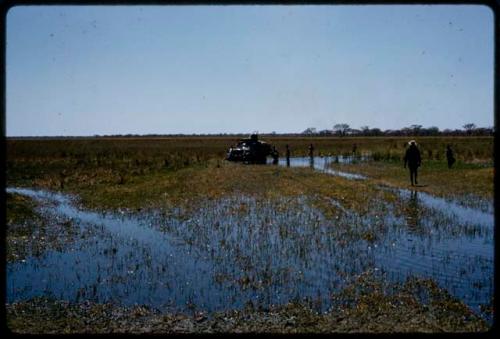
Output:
[271,146,279,165]
[446,145,456,169]
[404,140,421,186]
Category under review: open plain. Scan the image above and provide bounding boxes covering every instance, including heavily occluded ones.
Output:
[5,136,494,333]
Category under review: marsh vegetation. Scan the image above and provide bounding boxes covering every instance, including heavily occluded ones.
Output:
[6,136,494,333]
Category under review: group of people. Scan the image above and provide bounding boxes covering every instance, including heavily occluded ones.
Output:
[404,140,455,186]
[280,141,456,186]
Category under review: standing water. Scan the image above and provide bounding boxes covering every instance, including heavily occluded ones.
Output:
[6,185,493,323]
[270,155,368,180]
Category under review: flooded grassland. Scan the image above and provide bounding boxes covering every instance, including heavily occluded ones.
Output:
[5,137,494,333]
[327,149,493,201]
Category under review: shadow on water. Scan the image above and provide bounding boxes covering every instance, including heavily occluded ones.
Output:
[6,186,493,323]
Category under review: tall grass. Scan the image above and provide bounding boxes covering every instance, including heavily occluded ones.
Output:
[6,136,493,188]
[265,136,492,163]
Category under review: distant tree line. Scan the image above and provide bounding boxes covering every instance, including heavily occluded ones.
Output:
[8,123,493,139]
[301,123,494,137]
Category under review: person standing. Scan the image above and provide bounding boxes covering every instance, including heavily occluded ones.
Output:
[404,140,421,186]
[446,145,456,169]
[308,144,314,158]
[271,146,279,165]
[308,143,315,168]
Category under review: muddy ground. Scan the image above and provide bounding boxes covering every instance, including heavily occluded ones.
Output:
[6,274,490,334]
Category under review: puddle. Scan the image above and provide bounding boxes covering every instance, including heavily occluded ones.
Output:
[442,193,494,215]
[6,187,494,323]
[382,186,494,228]
[270,156,367,180]
[366,197,493,321]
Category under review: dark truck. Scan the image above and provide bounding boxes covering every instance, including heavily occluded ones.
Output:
[226,134,277,164]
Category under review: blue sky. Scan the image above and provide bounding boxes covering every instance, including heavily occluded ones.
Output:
[6,5,494,136]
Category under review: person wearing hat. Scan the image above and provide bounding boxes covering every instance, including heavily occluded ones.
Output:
[404,140,422,186]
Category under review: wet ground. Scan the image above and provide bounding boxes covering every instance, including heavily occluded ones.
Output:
[7,166,494,325]
[6,156,494,327]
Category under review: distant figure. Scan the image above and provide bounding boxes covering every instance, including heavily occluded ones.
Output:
[308,144,314,158]
[404,140,422,186]
[446,145,456,169]
[285,144,291,167]
[308,143,315,168]
[248,134,259,162]
[272,146,279,165]
[352,143,357,155]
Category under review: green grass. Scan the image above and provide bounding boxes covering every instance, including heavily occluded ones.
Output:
[265,136,493,161]
[6,192,40,227]
[6,192,78,262]
[5,136,493,333]
[6,137,493,202]
[6,135,492,209]
[64,161,384,215]
[330,159,493,199]
[6,193,45,262]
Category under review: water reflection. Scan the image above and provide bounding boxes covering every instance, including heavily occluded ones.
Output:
[6,187,493,323]
[405,190,423,235]
[269,156,367,180]
[387,186,494,228]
